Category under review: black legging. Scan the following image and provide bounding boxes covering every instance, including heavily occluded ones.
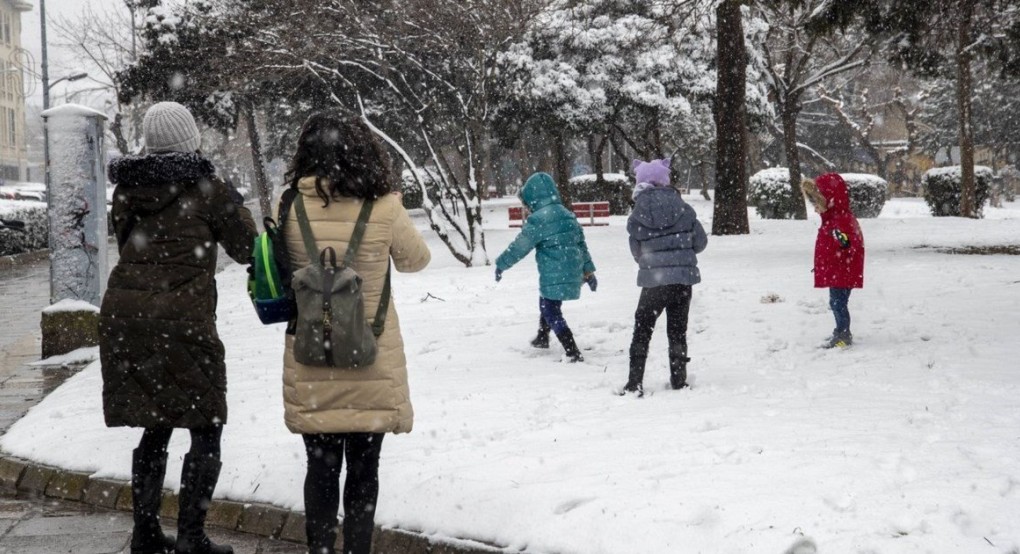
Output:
[303,433,384,554]
[137,426,223,461]
[629,283,692,361]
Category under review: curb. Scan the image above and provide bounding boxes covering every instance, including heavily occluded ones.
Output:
[0,453,507,553]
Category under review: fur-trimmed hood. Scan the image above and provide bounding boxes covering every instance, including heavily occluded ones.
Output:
[803,173,851,222]
[108,151,216,214]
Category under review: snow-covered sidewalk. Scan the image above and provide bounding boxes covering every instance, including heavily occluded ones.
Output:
[3,197,1020,553]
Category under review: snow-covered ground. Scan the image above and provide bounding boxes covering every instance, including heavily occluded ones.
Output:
[3,197,1020,553]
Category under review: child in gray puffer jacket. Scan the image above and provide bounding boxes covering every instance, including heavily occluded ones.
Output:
[621,158,708,397]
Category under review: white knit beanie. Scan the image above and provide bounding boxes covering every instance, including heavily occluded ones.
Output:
[143,101,202,153]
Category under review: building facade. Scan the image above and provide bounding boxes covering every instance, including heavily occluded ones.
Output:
[0,0,30,183]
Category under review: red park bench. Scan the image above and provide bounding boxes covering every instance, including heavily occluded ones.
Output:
[509,201,610,228]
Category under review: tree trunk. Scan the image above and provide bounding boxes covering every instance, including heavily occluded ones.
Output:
[956,2,977,218]
[553,129,572,206]
[110,112,130,155]
[713,0,750,235]
[700,163,711,200]
[609,130,630,175]
[244,104,272,220]
[591,133,608,186]
[477,128,495,200]
[781,103,808,220]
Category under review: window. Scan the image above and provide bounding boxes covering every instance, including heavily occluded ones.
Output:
[3,14,10,46]
[8,109,15,147]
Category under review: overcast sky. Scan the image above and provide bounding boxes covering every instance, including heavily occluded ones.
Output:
[20,0,124,108]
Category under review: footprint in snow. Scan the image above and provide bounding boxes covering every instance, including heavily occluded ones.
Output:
[553,497,597,515]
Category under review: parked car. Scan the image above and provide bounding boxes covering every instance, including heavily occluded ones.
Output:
[14,190,45,202]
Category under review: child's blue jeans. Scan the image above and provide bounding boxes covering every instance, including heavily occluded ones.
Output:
[539,297,569,335]
[829,288,852,333]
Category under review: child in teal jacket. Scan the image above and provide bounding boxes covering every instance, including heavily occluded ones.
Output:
[495,172,596,362]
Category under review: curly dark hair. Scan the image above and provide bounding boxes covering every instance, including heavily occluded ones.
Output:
[285,112,392,204]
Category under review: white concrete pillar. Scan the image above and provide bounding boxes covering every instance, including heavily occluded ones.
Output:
[41,104,108,307]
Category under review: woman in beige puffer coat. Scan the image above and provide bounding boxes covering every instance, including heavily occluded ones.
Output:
[279,113,430,554]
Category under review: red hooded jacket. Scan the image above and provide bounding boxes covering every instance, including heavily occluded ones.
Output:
[812,173,865,289]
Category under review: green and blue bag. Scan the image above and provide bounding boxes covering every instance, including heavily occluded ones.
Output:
[248,189,299,324]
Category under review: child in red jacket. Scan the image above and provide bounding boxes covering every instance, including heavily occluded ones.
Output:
[802,174,865,348]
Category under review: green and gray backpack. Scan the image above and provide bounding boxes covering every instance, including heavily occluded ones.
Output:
[290,195,390,368]
[248,189,299,325]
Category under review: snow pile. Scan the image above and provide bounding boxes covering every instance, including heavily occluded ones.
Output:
[42,299,101,314]
[3,198,1020,553]
[922,165,994,217]
[30,346,100,367]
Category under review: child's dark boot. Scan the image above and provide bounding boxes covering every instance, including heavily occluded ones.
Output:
[531,316,551,349]
[620,356,645,397]
[823,330,853,349]
[669,355,690,390]
[555,329,583,362]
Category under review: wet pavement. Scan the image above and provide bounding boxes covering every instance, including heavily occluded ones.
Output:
[0,256,67,356]
[0,228,295,553]
[0,319,305,553]
[0,243,238,356]
[0,495,306,554]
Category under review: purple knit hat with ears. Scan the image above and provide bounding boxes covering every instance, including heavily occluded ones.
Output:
[632,158,671,187]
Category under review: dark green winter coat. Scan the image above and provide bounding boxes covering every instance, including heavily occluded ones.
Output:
[496,172,595,301]
[99,152,256,429]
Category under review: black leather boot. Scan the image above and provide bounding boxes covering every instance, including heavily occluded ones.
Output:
[620,356,645,397]
[305,513,338,554]
[130,448,175,554]
[530,316,551,349]
[303,506,340,554]
[669,355,690,390]
[555,328,583,362]
[176,454,233,554]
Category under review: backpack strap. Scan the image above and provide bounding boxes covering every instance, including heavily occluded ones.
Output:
[293,195,320,265]
[373,264,391,338]
[277,188,299,229]
[343,200,392,338]
[343,200,374,268]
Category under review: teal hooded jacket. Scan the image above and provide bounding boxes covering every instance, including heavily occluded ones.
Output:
[496,173,596,301]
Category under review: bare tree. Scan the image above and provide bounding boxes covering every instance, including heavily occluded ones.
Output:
[224,0,547,266]
[51,4,145,154]
[816,82,919,184]
[809,0,1020,218]
[757,0,872,219]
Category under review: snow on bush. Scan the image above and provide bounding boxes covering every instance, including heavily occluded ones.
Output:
[840,173,888,218]
[750,169,888,219]
[995,165,1018,203]
[922,165,993,217]
[0,205,48,256]
[748,167,799,219]
[564,173,633,215]
[400,167,442,211]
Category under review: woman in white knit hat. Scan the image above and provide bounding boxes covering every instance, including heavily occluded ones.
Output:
[100,101,256,554]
